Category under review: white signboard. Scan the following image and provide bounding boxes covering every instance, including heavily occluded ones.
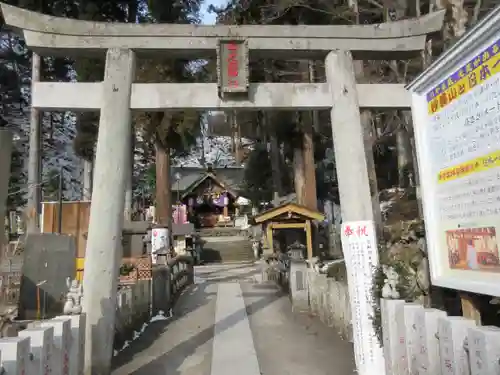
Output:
[151,227,169,264]
[408,24,500,296]
[341,220,385,375]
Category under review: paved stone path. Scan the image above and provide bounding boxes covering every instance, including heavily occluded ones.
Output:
[112,263,355,375]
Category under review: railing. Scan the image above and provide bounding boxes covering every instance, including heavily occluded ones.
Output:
[306,269,351,340]
[169,255,194,297]
[268,260,352,340]
[151,255,194,316]
[381,298,497,375]
[0,314,86,375]
[115,281,151,347]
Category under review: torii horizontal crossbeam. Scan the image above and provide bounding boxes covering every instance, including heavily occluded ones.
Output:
[0,3,445,59]
[32,82,411,110]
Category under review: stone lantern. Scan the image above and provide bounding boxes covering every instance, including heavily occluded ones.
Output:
[288,241,306,261]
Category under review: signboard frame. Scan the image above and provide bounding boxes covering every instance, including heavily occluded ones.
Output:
[216,37,249,97]
[407,7,500,296]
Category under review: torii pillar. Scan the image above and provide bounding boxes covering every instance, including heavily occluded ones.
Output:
[82,48,135,375]
[325,49,385,375]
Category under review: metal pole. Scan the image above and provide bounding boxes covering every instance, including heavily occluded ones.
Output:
[57,166,63,234]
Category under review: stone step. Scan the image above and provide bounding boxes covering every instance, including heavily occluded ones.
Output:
[197,227,249,237]
[201,242,255,263]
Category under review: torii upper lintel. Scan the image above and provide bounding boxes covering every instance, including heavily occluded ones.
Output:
[0,3,445,59]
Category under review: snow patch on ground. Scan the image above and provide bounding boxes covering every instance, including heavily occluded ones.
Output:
[319,259,345,274]
[113,309,173,356]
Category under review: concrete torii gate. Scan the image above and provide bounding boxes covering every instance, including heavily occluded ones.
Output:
[0,4,444,374]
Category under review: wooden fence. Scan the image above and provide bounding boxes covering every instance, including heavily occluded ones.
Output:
[76,256,153,284]
[381,298,499,375]
[41,201,91,258]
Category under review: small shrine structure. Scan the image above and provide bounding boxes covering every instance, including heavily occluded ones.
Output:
[254,202,324,260]
[172,166,247,227]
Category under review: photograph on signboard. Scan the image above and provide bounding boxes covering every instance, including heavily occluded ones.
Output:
[446,227,500,272]
[407,12,500,296]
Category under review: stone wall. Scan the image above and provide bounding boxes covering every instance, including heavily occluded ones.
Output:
[306,270,353,341]
[115,280,151,346]
[151,255,194,315]
[114,255,194,350]
[269,259,353,341]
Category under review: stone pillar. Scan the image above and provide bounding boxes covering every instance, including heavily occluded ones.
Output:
[82,48,135,375]
[325,50,378,223]
[381,299,405,375]
[289,261,308,312]
[326,50,384,375]
[27,52,42,233]
[0,130,13,252]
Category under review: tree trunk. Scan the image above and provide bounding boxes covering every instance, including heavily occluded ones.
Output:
[301,60,318,210]
[301,113,317,210]
[269,132,282,203]
[0,131,13,255]
[82,159,93,200]
[229,112,242,165]
[235,119,242,165]
[262,111,282,203]
[124,131,134,220]
[353,60,383,233]
[155,143,172,234]
[396,125,413,188]
[263,64,283,204]
[124,0,137,222]
[291,60,319,210]
[127,0,138,23]
[293,146,306,205]
[27,52,42,233]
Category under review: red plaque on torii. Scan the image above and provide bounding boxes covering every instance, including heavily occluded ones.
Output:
[216,38,249,99]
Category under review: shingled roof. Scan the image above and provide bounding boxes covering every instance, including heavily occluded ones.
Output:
[170,166,245,194]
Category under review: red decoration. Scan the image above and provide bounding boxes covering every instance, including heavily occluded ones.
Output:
[227,43,239,87]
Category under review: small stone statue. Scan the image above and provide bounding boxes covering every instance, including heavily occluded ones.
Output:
[252,240,262,260]
[63,277,83,315]
[381,265,400,299]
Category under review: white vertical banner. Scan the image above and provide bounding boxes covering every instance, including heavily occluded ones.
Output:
[341,220,385,375]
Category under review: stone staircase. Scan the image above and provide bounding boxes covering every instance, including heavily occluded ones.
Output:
[198,227,254,263]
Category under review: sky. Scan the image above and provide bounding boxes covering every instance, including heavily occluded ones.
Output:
[200,0,228,24]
